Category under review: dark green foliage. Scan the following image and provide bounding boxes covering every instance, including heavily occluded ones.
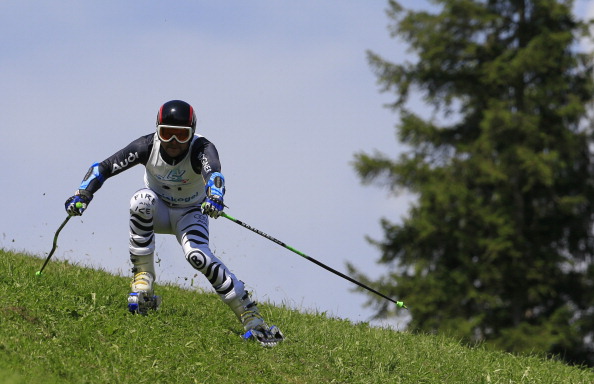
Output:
[351,0,594,365]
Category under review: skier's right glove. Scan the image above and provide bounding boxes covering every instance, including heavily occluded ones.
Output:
[65,190,93,216]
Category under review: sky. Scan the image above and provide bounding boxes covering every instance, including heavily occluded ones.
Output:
[2,0,593,329]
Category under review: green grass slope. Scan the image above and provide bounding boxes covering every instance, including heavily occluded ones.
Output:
[1,249,593,383]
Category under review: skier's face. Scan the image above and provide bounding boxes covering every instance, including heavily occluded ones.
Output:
[161,138,190,158]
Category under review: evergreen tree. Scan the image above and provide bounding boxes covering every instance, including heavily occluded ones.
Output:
[351,0,594,364]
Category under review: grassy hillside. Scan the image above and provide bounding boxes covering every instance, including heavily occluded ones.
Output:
[1,249,593,383]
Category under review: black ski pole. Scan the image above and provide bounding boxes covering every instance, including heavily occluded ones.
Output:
[36,215,73,276]
[221,212,407,309]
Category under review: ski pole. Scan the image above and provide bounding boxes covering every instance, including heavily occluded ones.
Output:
[36,212,76,276]
[221,212,407,309]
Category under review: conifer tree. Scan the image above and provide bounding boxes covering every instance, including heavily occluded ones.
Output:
[351,0,594,364]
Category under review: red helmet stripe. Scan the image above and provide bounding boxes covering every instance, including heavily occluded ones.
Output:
[188,106,194,125]
[158,105,164,124]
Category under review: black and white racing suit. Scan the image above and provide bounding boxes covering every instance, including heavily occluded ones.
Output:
[76,132,248,307]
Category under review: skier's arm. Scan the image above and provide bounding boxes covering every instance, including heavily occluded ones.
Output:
[189,136,222,178]
[65,134,153,216]
[191,137,225,218]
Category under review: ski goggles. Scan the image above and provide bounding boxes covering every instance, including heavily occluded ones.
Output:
[157,125,193,143]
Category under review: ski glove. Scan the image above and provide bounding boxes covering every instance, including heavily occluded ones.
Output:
[65,190,93,216]
[202,172,225,219]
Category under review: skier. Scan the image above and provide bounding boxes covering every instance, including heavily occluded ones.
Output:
[64,100,283,346]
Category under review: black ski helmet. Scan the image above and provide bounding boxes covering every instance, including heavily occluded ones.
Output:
[156,100,197,131]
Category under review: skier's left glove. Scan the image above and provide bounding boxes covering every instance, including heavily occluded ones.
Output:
[65,190,93,216]
[202,172,225,219]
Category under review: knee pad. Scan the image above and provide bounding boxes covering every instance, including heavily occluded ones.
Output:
[185,248,245,302]
[130,189,157,220]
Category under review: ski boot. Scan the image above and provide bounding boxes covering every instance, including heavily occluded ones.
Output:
[127,271,161,315]
[231,292,285,347]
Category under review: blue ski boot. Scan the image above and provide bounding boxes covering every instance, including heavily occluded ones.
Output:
[127,272,161,315]
[230,292,285,347]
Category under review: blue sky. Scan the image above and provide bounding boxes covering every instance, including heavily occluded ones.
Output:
[2,0,593,328]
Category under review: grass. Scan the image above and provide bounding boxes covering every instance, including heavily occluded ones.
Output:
[1,248,594,383]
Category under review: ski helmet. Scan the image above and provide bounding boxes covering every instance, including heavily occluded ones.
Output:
[156,100,197,131]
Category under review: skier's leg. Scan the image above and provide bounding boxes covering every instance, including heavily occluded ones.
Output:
[175,207,271,331]
[128,188,163,314]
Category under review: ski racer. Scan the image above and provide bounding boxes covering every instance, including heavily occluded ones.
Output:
[64,100,283,346]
